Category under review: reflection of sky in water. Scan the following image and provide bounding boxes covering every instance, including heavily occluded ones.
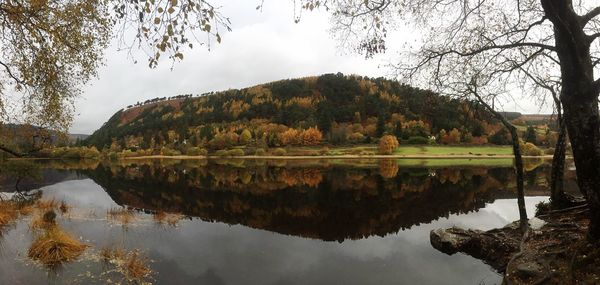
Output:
[41,179,119,210]
[0,178,551,285]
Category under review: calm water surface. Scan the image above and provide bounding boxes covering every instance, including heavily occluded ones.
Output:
[0,158,579,284]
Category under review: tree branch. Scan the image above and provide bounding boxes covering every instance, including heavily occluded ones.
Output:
[445,42,556,57]
[0,59,25,85]
[593,78,600,94]
[580,6,600,27]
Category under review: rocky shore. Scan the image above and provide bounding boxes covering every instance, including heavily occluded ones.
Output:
[431,205,599,284]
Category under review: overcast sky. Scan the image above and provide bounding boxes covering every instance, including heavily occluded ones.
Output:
[70,0,547,134]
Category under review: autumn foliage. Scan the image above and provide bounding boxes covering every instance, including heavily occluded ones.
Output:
[301,127,323,146]
[281,129,301,145]
[378,135,399,155]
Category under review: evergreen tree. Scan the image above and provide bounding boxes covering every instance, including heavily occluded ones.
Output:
[376,112,387,137]
[524,126,537,144]
[394,122,403,141]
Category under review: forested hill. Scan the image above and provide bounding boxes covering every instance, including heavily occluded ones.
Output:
[86,73,507,151]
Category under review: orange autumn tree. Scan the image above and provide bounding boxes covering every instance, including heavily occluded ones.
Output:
[280,128,301,145]
[378,135,399,155]
[301,127,323,146]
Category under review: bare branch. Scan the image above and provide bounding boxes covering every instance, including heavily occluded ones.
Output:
[0,59,24,85]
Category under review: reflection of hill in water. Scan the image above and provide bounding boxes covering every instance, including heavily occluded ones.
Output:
[83,160,562,241]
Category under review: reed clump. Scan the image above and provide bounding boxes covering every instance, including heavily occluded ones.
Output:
[153,211,184,227]
[101,247,152,282]
[28,225,88,266]
[0,201,19,227]
[30,210,58,230]
[107,207,136,225]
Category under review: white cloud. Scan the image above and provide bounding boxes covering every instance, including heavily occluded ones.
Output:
[70,0,550,134]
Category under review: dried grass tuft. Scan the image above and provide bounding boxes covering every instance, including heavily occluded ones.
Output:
[0,201,19,227]
[153,211,184,227]
[35,199,59,211]
[125,250,152,281]
[101,247,152,282]
[30,210,57,230]
[59,201,70,214]
[107,208,136,225]
[28,226,88,266]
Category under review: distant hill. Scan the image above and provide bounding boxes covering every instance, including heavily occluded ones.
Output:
[68,134,90,142]
[85,73,512,151]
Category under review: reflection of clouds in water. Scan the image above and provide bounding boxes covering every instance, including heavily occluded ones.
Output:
[135,221,501,285]
[428,197,549,232]
[481,197,548,227]
[10,177,548,285]
[39,179,119,210]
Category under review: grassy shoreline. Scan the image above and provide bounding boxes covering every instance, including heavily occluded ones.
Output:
[119,154,554,160]
[8,145,559,161]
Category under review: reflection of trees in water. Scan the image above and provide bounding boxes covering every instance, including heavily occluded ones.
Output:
[1,159,95,193]
[82,160,565,241]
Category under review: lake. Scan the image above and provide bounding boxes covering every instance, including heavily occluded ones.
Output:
[0,158,579,284]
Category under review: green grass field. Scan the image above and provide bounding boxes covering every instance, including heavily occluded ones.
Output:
[394,158,514,167]
[393,145,514,156]
[281,144,516,156]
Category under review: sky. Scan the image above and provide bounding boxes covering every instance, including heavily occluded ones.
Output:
[70,0,547,134]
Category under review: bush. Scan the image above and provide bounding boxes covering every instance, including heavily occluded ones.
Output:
[161,147,182,156]
[301,127,323,146]
[108,151,119,160]
[406,136,429,145]
[120,150,138,158]
[378,135,399,155]
[490,128,511,145]
[272,148,287,156]
[227,149,245,156]
[347,132,365,143]
[186,147,207,156]
[535,201,551,216]
[37,147,101,159]
[544,148,555,155]
[521,142,543,156]
[254,148,266,156]
[214,150,228,156]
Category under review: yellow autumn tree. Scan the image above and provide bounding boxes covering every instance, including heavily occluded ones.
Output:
[240,129,252,144]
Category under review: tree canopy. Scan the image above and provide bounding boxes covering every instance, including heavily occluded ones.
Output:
[0,0,229,132]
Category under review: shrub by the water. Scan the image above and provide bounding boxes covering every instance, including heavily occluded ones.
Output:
[378,135,399,154]
[37,147,100,159]
[186,147,207,156]
[28,226,88,266]
[227,149,245,156]
[521,142,543,156]
[272,148,287,156]
[161,147,181,156]
[254,148,266,156]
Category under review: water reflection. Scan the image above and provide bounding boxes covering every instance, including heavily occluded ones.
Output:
[77,158,576,242]
[0,158,579,285]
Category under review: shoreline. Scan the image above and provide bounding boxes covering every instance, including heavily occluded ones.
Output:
[117,154,557,160]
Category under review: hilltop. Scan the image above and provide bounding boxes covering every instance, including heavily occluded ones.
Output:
[84,73,558,156]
